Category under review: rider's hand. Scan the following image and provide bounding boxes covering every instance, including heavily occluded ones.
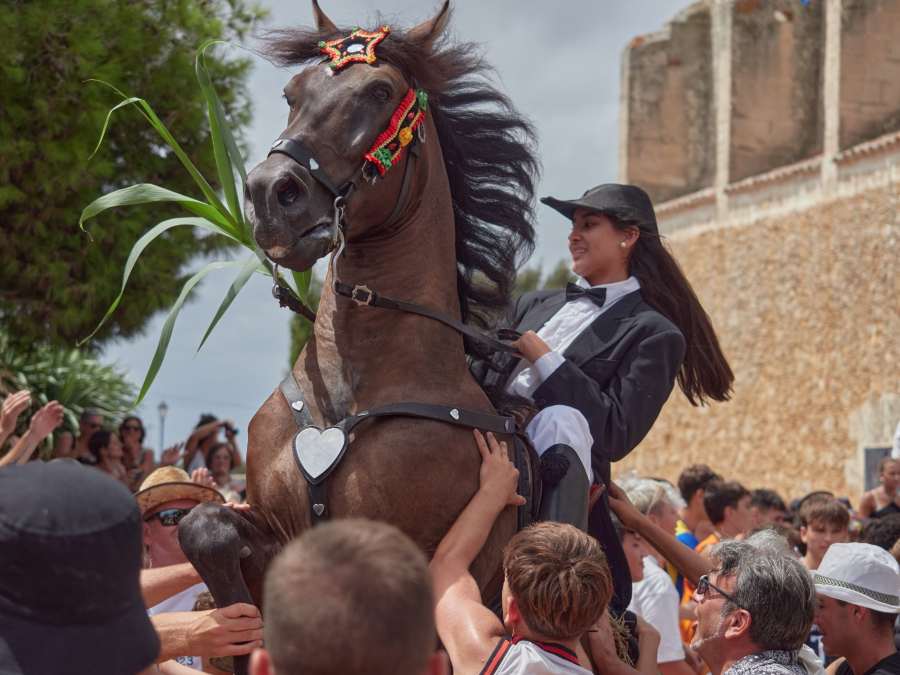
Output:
[186,603,263,657]
[512,330,551,364]
[473,430,526,508]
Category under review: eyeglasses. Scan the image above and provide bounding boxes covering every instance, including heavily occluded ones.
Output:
[696,574,744,609]
[145,507,194,527]
[122,425,142,432]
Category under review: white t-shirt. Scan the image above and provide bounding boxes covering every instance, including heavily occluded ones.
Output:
[628,556,685,664]
[482,638,592,675]
[148,582,208,671]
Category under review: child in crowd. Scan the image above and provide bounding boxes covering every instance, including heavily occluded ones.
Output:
[799,497,850,571]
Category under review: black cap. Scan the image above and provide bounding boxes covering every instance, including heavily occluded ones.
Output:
[541,183,658,235]
[0,460,160,675]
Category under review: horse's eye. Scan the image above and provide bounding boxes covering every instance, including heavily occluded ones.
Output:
[370,84,392,103]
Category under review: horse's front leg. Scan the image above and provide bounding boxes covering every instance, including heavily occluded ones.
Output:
[179,503,278,675]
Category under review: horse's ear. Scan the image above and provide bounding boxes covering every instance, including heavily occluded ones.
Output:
[407,1,451,49]
[311,0,339,34]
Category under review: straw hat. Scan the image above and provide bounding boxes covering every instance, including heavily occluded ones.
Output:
[134,466,224,516]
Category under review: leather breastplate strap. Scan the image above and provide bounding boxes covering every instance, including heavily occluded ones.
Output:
[280,373,517,525]
[332,280,521,354]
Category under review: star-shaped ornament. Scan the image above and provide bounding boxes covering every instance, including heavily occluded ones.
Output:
[319,26,391,71]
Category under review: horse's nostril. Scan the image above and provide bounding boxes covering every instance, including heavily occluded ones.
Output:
[275,175,302,208]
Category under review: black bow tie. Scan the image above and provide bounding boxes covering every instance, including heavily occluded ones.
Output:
[565,282,607,308]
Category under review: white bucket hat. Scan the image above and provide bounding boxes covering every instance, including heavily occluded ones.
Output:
[813,542,900,613]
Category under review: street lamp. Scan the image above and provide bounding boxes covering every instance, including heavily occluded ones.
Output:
[157,401,169,460]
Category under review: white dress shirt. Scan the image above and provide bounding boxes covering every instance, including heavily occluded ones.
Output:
[506,275,641,399]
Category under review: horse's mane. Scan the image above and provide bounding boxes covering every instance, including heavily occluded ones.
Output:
[263,19,539,350]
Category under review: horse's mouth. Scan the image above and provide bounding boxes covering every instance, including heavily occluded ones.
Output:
[263,218,335,270]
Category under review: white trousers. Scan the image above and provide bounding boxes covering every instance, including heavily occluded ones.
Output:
[524,405,593,482]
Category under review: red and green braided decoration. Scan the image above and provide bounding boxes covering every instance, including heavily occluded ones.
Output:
[364,89,429,176]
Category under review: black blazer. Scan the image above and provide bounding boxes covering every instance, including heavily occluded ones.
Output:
[481,289,686,478]
[477,289,686,613]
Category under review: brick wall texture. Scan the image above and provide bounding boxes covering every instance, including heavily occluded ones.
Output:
[614,181,900,502]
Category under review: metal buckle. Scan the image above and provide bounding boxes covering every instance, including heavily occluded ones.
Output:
[351,284,374,306]
[271,262,282,298]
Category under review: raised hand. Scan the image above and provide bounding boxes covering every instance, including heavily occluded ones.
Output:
[0,390,32,440]
[191,466,217,489]
[27,401,64,441]
[473,429,526,507]
[160,442,185,466]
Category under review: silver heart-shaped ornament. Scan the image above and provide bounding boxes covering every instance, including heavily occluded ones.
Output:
[294,426,347,482]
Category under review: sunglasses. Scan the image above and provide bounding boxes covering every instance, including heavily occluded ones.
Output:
[145,507,194,527]
[122,425,142,432]
[696,574,744,609]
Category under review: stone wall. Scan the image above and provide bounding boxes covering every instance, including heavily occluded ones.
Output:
[729,0,824,182]
[623,3,715,202]
[617,0,900,501]
[840,0,900,149]
[614,181,900,500]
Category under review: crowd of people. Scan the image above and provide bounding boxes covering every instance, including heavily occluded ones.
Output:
[2,173,898,674]
[0,388,245,500]
[2,387,899,674]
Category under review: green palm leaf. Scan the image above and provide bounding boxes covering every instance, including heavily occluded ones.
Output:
[86,79,238,233]
[79,183,241,239]
[80,216,241,345]
[195,40,247,232]
[197,254,265,352]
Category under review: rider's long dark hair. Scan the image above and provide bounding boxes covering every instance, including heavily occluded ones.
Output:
[262,17,539,342]
[614,219,733,405]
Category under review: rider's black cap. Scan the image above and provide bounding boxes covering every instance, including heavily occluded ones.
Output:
[541,183,659,235]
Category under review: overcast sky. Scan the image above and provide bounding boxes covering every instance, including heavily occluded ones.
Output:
[103,1,688,456]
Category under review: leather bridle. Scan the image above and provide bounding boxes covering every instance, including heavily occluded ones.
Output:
[265,61,519,355]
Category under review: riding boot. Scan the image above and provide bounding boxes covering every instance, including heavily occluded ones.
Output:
[537,444,590,531]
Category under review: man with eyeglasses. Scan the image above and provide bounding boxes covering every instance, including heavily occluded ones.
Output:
[135,466,263,670]
[691,541,819,675]
[75,408,104,465]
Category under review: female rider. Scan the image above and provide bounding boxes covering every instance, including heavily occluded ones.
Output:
[477,183,733,611]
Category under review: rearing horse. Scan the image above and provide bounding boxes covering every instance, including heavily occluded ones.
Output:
[179,3,538,671]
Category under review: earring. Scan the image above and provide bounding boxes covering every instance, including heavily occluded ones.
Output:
[619,241,627,249]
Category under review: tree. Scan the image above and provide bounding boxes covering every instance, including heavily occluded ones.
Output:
[0,330,136,441]
[0,0,265,349]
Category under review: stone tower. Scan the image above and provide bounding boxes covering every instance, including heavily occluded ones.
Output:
[617,0,899,501]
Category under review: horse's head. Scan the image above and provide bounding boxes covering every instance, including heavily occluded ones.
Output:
[245,0,450,272]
